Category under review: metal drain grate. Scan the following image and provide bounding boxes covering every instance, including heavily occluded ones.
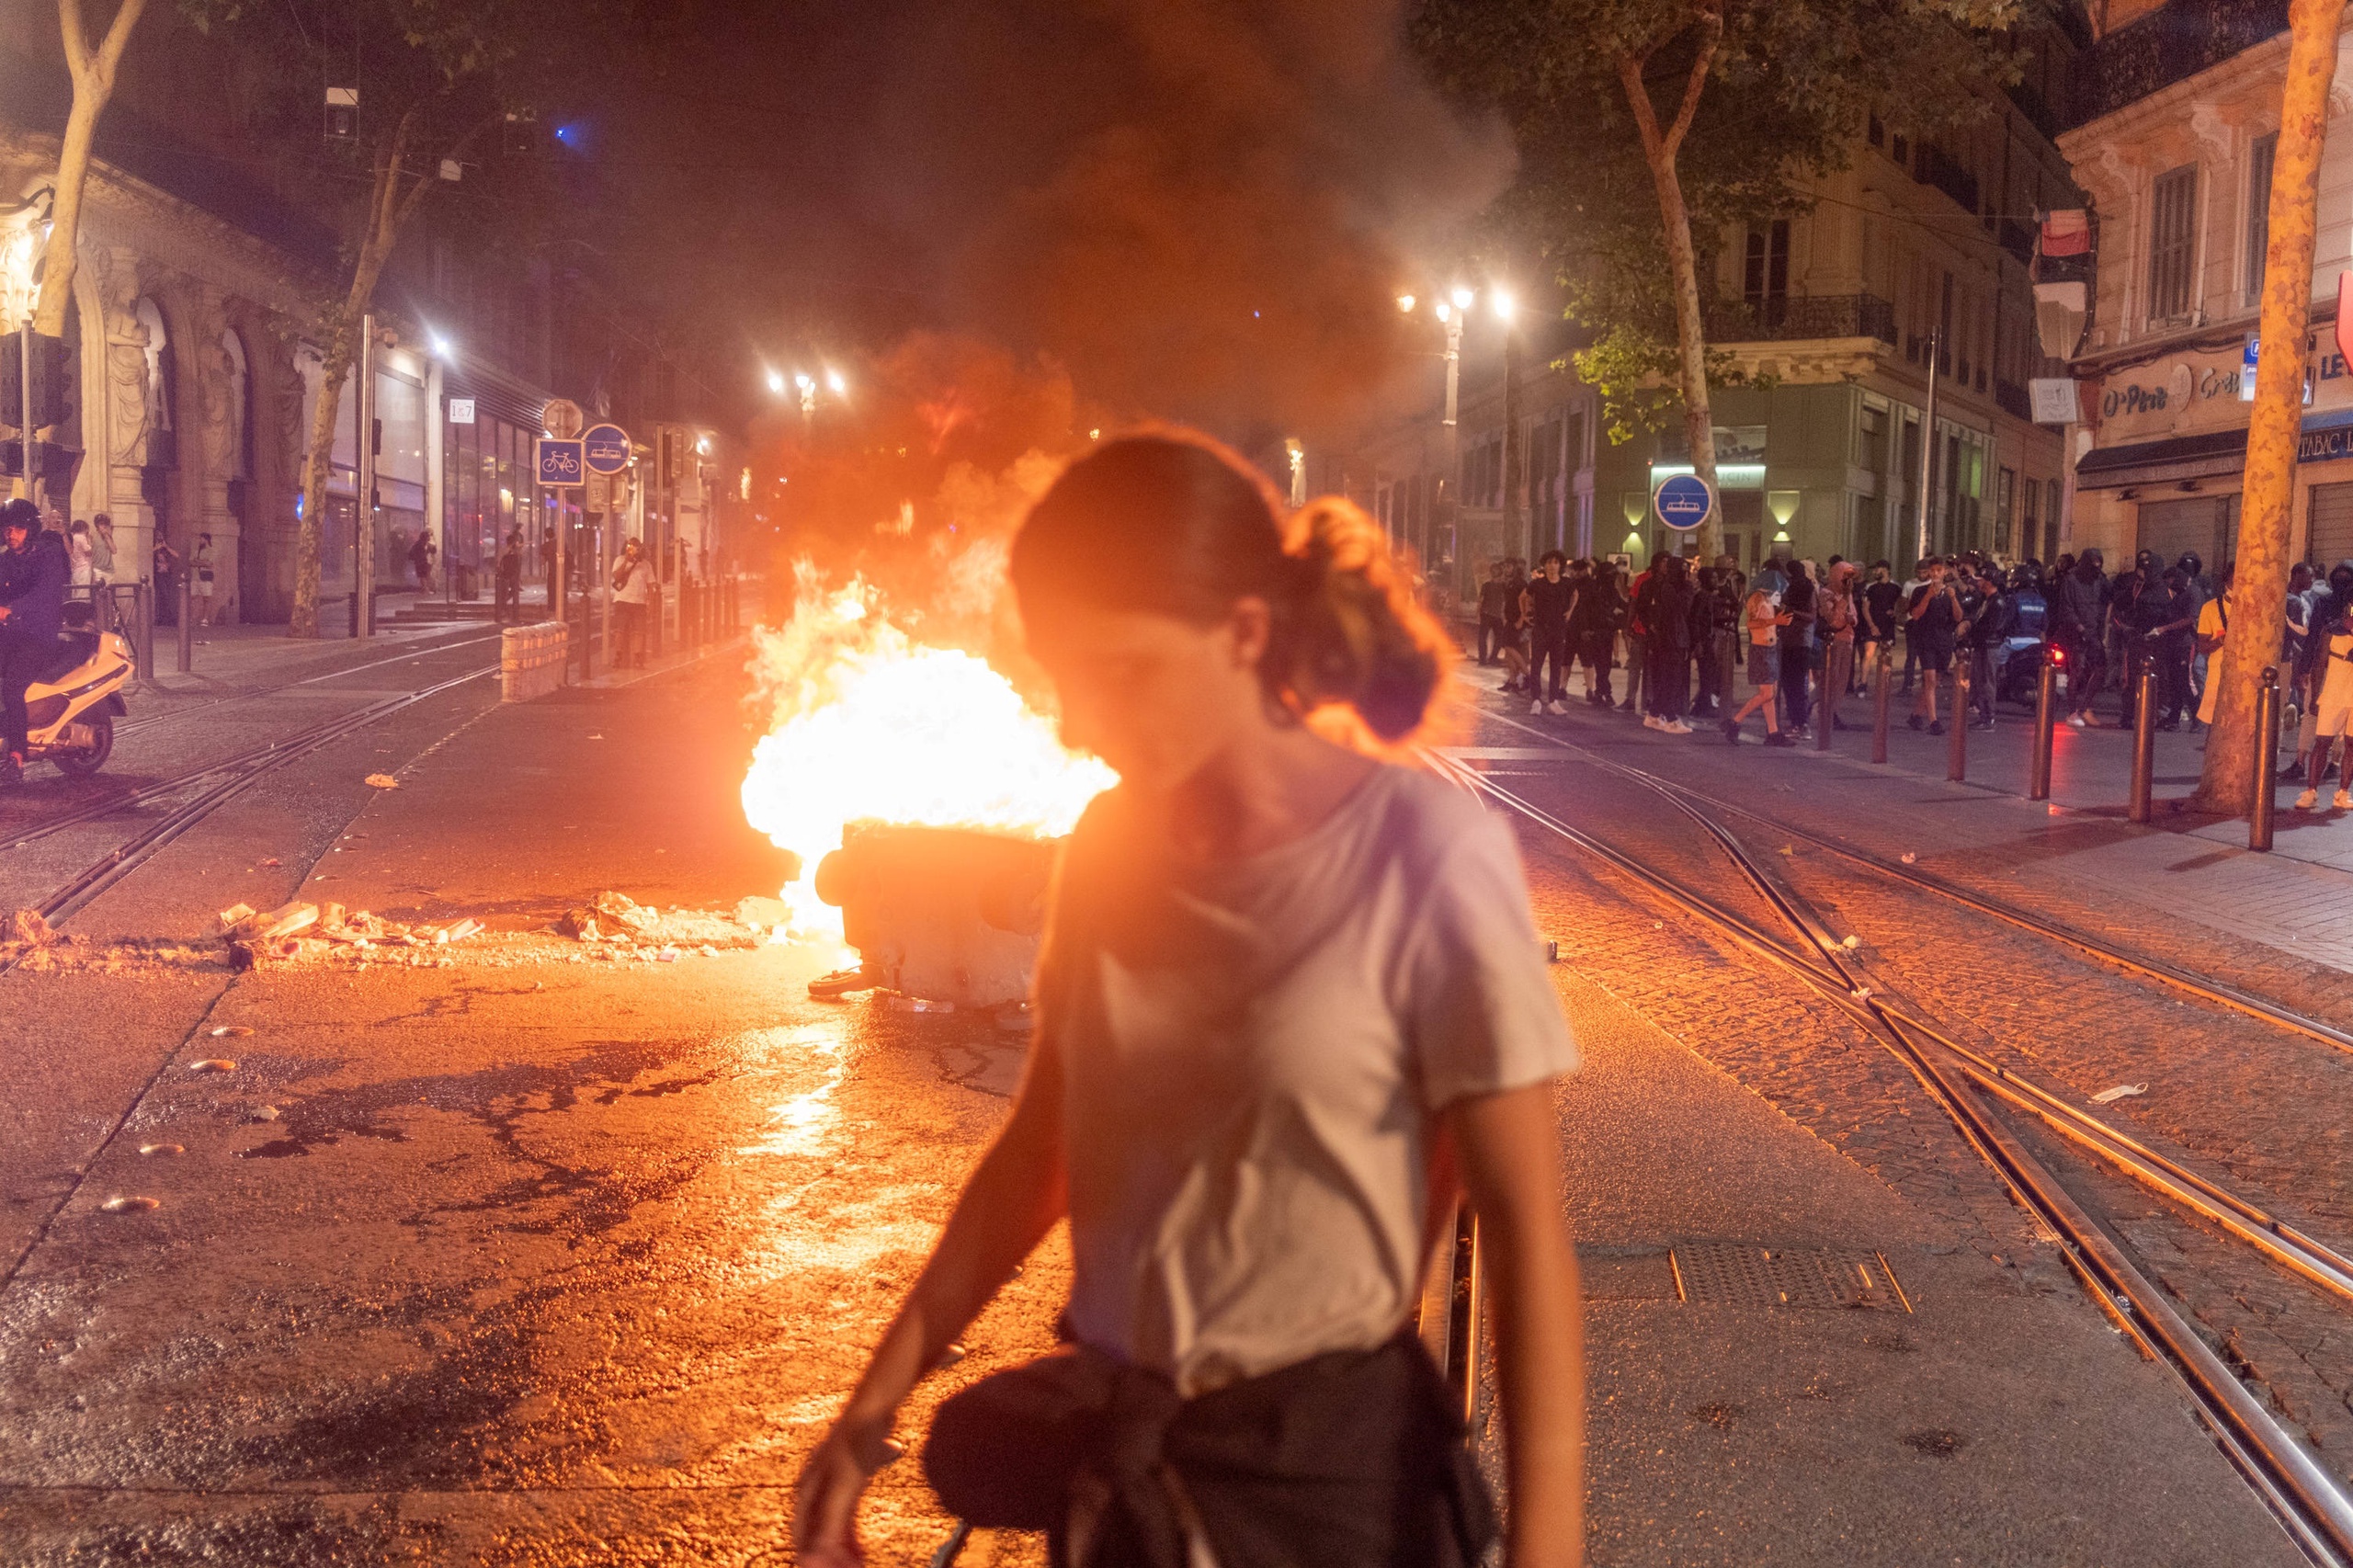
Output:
[1669,1243,1912,1312]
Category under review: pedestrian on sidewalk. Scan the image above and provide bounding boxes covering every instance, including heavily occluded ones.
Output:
[2286,562,2320,733]
[191,532,218,636]
[1897,560,1927,695]
[67,520,93,588]
[1476,562,1510,665]
[2147,566,2198,731]
[612,538,653,668]
[2052,550,2109,727]
[153,533,180,629]
[409,529,438,595]
[89,513,116,585]
[1690,564,1732,719]
[1859,560,1901,699]
[1637,553,1695,733]
[1620,551,1663,715]
[494,530,523,624]
[0,501,68,789]
[2294,562,2353,811]
[794,433,1584,1568]
[1523,551,1574,715]
[1777,559,1818,739]
[2194,562,2236,731]
[1723,578,1795,746]
[1572,560,1618,705]
[1819,561,1859,733]
[1906,556,1963,735]
[1963,562,2013,730]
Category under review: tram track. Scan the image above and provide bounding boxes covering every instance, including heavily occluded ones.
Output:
[4,662,496,955]
[3,633,502,856]
[1426,746,2353,1566]
[1471,706,2353,1056]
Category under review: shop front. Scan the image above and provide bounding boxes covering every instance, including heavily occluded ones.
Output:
[2075,333,2353,569]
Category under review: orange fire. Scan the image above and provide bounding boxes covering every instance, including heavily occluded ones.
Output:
[741,574,1116,941]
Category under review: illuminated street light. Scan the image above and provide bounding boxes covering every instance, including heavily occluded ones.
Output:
[1450,285,1474,309]
[1492,289,1517,323]
[429,332,452,358]
[1434,301,1452,324]
[825,369,847,396]
[1396,293,1416,313]
[766,368,786,395]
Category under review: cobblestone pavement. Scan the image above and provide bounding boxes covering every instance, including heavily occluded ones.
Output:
[1459,687,2353,1487]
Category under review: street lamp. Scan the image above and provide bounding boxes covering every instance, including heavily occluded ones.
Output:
[766,368,786,396]
[1491,289,1517,323]
[825,369,847,396]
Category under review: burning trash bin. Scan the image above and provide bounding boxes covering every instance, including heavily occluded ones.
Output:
[809,822,1055,1009]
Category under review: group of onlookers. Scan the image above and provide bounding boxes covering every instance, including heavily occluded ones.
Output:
[1472,546,2353,810]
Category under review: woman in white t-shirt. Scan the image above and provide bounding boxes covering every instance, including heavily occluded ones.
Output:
[794,435,1584,1568]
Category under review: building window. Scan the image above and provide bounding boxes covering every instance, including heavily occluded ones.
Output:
[2147,164,2199,323]
[2247,132,2277,305]
[1891,133,1909,166]
[1868,115,1885,149]
[1745,220,1790,325]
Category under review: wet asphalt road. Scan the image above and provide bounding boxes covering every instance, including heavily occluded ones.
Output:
[0,647,2312,1564]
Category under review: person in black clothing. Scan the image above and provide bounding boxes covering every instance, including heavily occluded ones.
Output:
[494,529,524,624]
[1963,563,2014,729]
[1907,556,1965,734]
[0,501,69,787]
[2051,550,2109,725]
[2145,566,2199,729]
[1475,563,1511,665]
[1777,560,1818,737]
[1636,555,1697,732]
[1521,551,1575,714]
[1859,561,1903,694]
[1574,562,1624,705]
[1690,566,1731,718]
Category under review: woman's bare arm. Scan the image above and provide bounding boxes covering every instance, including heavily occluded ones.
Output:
[1448,1080,1584,1568]
[792,1034,1070,1564]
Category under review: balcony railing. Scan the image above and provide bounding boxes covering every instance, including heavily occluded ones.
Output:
[1708,293,1897,346]
[2072,0,2289,126]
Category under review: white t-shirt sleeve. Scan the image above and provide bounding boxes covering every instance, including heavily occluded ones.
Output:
[1402,801,1578,1111]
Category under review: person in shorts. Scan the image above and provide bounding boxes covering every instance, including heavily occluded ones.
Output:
[1906,556,1964,735]
[1722,580,1794,745]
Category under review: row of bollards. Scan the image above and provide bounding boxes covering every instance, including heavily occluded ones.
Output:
[1866,646,2286,852]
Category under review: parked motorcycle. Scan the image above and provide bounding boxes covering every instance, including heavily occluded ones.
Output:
[19,607,132,777]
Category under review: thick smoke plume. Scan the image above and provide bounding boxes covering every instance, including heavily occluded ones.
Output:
[862,0,1512,436]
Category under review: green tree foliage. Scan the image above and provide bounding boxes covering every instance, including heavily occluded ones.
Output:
[1415,0,2025,556]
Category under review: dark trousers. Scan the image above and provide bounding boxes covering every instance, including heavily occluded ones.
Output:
[1580,634,1615,702]
[1621,632,1649,709]
[1646,642,1689,719]
[2161,644,2193,722]
[1477,617,1503,664]
[1969,645,1997,722]
[1779,641,1813,729]
[2063,638,2106,716]
[1530,634,1571,701]
[1694,634,1724,713]
[0,630,40,758]
[494,574,520,623]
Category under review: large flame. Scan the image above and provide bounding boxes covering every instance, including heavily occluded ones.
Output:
[741,574,1116,940]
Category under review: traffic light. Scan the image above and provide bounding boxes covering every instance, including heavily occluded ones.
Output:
[28,333,74,432]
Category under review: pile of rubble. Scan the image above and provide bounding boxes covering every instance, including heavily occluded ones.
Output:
[218,898,483,970]
[2,891,795,976]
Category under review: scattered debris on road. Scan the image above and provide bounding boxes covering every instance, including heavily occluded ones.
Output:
[137,1144,183,1157]
[364,774,401,789]
[188,1059,237,1073]
[2091,1083,2150,1104]
[8,908,53,947]
[99,1196,159,1213]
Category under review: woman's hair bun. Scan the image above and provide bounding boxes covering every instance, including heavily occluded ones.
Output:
[1278,498,1444,744]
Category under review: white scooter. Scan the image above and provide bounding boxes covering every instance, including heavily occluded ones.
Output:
[17,605,132,777]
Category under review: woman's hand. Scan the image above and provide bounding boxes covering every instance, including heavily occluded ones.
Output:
[792,1412,902,1567]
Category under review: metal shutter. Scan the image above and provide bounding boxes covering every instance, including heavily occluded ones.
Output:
[2134,496,2222,565]
[2311,482,2353,568]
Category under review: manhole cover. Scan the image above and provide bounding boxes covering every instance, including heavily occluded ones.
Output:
[1670,1243,1911,1312]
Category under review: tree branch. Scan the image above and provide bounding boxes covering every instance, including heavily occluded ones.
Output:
[1662,4,1723,164]
[93,0,149,81]
[1616,51,1664,161]
[59,0,91,78]
[392,110,500,236]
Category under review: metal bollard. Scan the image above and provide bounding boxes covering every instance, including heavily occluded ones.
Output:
[177,572,193,674]
[2128,665,2157,824]
[132,583,154,682]
[2252,665,2281,852]
[1949,667,1969,781]
[2029,653,2057,801]
[1871,653,1892,764]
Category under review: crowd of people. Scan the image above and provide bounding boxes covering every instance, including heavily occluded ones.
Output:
[1472,547,2353,811]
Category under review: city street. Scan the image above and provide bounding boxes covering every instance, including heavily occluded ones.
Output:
[0,638,2343,1562]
